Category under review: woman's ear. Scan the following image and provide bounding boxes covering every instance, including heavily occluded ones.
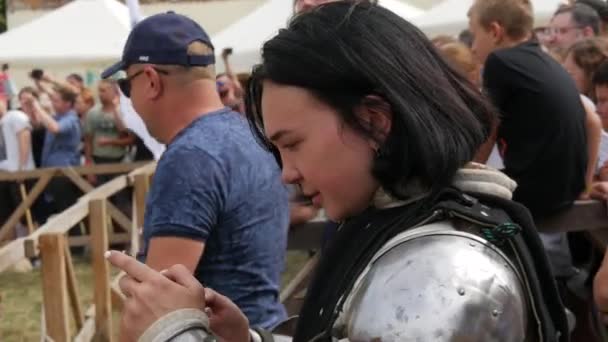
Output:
[355,95,393,149]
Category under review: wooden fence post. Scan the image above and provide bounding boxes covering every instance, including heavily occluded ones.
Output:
[40,233,70,342]
[90,199,113,342]
[131,174,148,256]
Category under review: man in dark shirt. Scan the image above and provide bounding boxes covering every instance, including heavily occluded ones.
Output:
[468,0,587,283]
[469,0,587,219]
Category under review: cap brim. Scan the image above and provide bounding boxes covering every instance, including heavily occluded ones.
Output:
[101,61,126,79]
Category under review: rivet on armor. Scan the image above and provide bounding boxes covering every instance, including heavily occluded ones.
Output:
[492,309,500,317]
[457,288,466,296]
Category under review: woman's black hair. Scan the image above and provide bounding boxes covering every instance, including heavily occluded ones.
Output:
[245,1,496,199]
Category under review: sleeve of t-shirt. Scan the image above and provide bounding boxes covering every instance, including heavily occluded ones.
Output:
[57,115,79,135]
[482,53,510,109]
[144,147,227,242]
[9,112,32,133]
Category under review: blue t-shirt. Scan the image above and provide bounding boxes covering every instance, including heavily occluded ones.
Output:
[142,108,289,329]
[41,110,81,167]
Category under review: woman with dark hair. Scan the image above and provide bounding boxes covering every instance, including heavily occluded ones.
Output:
[107,3,570,341]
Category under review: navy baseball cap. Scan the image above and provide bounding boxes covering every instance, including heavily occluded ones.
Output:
[101,11,215,79]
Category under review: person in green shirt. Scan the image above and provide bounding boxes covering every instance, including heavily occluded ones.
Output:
[84,79,131,185]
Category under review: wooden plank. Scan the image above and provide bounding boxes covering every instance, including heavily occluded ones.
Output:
[130,174,148,256]
[127,162,157,182]
[40,234,70,342]
[74,317,95,342]
[62,168,132,233]
[89,199,113,342]
[280,254,319,303]
[78,175,128,203]
[111,273,126,312]
[536,200,608,234]
[0,172,53,242]
[0,238,26,273]
[19,183,35,235]
[26,175,130,258]
[0,162,150,181]
[25,201,89,258]
[64,242,85,330]
[68,233,131,247]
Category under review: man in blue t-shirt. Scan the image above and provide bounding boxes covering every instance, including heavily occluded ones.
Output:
[32,86,81,221]
[101,12,289,330]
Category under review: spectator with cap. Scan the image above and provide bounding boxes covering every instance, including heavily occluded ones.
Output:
[578,0,608,36]
[101,11,289,332]
[549,3,601,55]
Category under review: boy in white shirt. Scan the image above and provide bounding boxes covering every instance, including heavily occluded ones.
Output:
[0,101,35,241]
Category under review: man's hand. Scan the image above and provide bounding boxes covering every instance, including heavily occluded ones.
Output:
[106,251,206,342]
[590,182,608,201]
[221,48,233,60]
[97,137,113,146]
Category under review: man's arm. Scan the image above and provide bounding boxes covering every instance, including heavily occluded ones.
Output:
[84,134,94,164]
[110,102,128,132]
[40,74,80,95]
[17,128,32,171]
[98,132,136,147]
[33,101,61,134]
[37,107,77,135]
[146,237,205,273]
[583,97,602,196]
[142,148,226,274]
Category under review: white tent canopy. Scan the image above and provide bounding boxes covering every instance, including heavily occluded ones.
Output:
[412,0,565,37]
[212,0,425,73]
[0,0,131,66]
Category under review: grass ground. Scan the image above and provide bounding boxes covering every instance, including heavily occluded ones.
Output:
[0,252,309,342]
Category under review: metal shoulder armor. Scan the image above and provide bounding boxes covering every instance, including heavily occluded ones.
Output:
[334,220,529,342]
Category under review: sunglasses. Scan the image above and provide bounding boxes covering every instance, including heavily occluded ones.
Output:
[118,68,169,98]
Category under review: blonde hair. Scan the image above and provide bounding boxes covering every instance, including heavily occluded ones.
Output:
[439,42,481,86]
[567,37,608,97]
[431,35,458,48]
[469,0,534,40]
[163,41,216,82]
[79,87,96,107]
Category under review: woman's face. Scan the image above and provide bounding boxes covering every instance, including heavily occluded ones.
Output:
[75,95,91,116]
[18,91,35,114]
[564,53,587,94]
[261,81,381,221]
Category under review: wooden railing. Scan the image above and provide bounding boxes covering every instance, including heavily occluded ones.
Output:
[11,161,608,340]
[0,162,150,247]
[21,163,156,342]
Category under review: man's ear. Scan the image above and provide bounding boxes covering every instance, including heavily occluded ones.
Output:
[355,95,393,150]
[582,26,595,37]
[143,65,164,100]
[488,21,505,44]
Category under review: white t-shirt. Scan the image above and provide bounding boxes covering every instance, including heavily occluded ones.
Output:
[0,110,35,171]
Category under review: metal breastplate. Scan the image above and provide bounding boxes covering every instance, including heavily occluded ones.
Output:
[333,220,529,342]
